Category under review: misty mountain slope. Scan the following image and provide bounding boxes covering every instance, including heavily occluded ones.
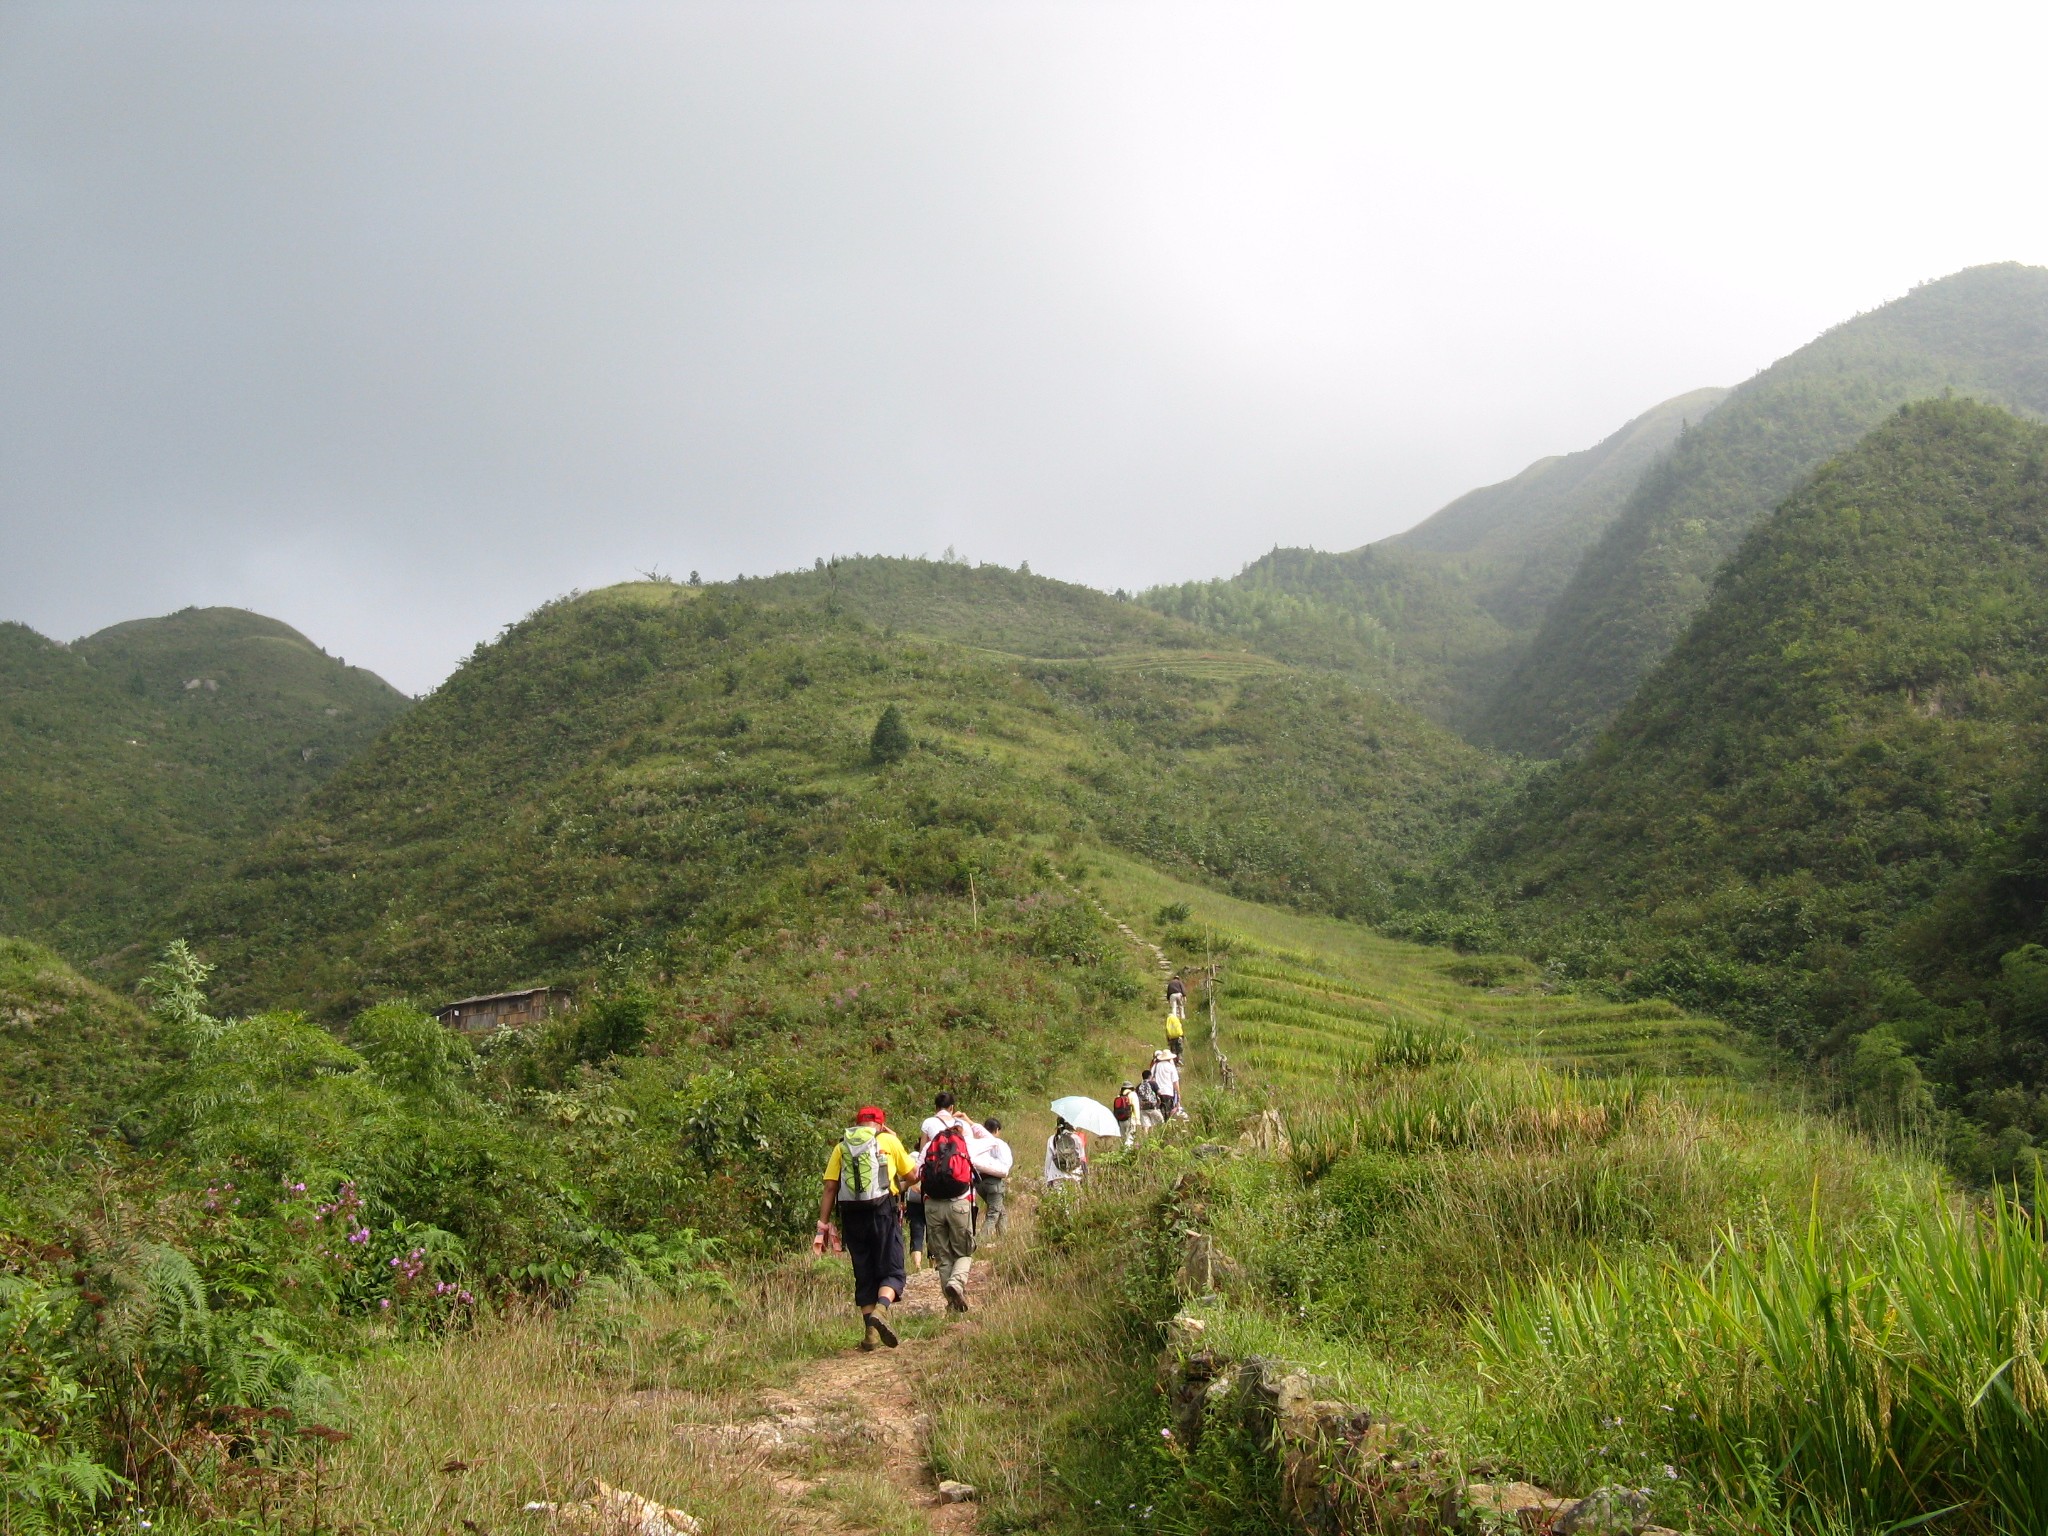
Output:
[178,566,1506,1018]
[0,606,410,966]
[1487,262,2048,755]
[1479,399,2048,1056]
[1140,386,1723,731]
[1386,385,1730,628]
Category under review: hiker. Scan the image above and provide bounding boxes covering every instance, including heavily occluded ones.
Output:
[1166,974,1187,1020]
[1136,1067,1165,1130]
[973,1116,1014,1239]
[1165,1006,1186,1060]
[1112,1082,1138,1145]
[904,1090,960,1273]
[921,1089,965,1146]
[1151,1050,1184,1120]
[816,1105,918,1350]
[919,1094,980,1312]
[1044,1117,1087,1188]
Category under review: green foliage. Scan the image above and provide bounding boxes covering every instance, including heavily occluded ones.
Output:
[137,938,218,1041]
[1492,262,2048,754]
[1478,1183,2048,1533]
[868,701,911,764]
[0,607,408,963]
[577,983,654,1061]
[172,562,1503,1017]
[351,1002,472,1097]
[1104,885,2007,1536]
[0,937,164,1129]
[1479,400,2048,1169]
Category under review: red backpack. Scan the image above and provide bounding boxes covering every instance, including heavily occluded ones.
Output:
[1112,1092,1134,1121]
[922,1123,975,1200]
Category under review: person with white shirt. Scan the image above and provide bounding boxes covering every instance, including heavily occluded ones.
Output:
[1150,1051,1183,1119]
[917,1092,979,1311]
[1136,1069,1165,1131]
[1044,1118,1087,1187]
[972,1116,1015,1237]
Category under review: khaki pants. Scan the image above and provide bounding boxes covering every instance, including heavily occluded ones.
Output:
[975,1176,1007,1237]
[925,1195,974,1292]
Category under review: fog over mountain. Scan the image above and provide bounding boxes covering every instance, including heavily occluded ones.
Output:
[5,0,2046,692]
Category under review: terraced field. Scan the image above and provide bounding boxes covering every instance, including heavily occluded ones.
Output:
[1082,848,1755,1091]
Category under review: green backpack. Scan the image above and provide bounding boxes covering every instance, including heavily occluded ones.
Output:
[1051,1127,1084,1176]
[838,1125,894,1203]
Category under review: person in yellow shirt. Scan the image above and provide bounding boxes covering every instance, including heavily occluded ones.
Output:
[1164,1007,1186,1059]
[816,1104,919,1349]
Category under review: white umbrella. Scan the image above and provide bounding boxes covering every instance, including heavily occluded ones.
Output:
[1049,1095,1121,1139]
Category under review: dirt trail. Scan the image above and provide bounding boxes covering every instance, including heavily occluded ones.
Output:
[682,1240,1017,1535]
[675,879,1163,1534]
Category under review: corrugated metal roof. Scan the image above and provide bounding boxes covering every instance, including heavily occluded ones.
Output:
[436,986,571,1011]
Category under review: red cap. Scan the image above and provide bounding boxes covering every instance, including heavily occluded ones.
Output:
[855,1105,886,1125]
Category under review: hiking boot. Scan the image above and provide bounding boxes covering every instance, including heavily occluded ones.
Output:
[944,1281,969,1313]
[868,1310,899,1348]
[859,1327,878,1352]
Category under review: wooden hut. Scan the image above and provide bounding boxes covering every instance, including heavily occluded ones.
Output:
[435,986,573,1036]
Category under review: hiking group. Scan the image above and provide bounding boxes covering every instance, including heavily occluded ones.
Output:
[1111,974,1190,1144]
[814,973,1199,1349]
[814,1093,1014,1351]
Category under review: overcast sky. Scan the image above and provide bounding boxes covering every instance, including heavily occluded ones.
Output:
[6,1,2047,694]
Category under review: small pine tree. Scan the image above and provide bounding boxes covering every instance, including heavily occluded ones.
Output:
[870,704,911,765]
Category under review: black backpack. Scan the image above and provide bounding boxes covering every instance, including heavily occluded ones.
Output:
[922,1123,975,1200]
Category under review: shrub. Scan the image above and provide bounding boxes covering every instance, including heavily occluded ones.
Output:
[869,703,911,764]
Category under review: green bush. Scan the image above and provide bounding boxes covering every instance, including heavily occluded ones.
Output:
[869,702,911,764]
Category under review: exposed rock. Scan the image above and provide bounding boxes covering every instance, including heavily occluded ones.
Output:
[1166,1312,1207,1347]
[524,1479,701,1536]
[1553,1485,1652,1534]
[935,1480,978,1504]
[1245,1108,1290,1153]
[1164,1342,1663,1536]
[1178,1231,1245,1296]
[1465,1481,1570,1527]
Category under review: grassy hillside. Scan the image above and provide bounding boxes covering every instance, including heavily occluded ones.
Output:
[0,606,409,965]
[0,935,163,1131]
[176,564,1507,1018]
[1477,399,2048,1172]
[1140,387,1724,731]
[1053,866,2044,1536]
[1489,262,2048,754]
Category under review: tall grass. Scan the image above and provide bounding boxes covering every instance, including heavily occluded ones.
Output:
[1477,1182,2048,1533]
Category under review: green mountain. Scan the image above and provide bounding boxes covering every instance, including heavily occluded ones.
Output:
[1488,262,2048,755]
[0,606,410,965]
[1141,387,1724,731]
[1478,399,2048,1167]
[173,561,1507,1018]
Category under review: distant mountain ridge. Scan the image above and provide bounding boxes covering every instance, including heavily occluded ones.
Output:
[173,561,1507,1017]
[0,606,410,965]
[1475,401,2048,1151]
[1485,262,2048,755]
[1143,386,1724,730]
